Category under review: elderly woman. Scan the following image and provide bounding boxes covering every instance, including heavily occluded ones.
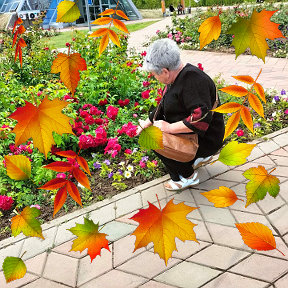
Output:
[137,38,225,191]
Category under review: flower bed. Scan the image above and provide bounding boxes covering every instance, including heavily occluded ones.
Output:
[0,17,287,241]
[150,2,288,58]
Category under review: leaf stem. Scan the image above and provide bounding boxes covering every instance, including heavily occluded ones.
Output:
[237,197,244,202]
[109,0,120,29]
[209,159,218,165]
[156,194,161,210]
[68,45,71,56]
[20,251,27,259]
[99,224,106,232]
[268,167,276,175]
[251,68,262,89]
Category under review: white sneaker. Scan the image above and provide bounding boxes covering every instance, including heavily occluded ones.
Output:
[193,156,213,170]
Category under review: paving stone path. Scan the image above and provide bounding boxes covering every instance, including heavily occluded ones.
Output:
[1,13,288,288]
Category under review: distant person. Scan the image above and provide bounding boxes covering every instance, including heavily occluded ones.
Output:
[177,3,184,15]
[169,4,175,13]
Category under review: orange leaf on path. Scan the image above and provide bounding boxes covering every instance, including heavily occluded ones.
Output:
[220,85,248,97]
[212,102,242,114]
[236,222,284,255]
[113,19,129,34]
[116,9,129,20]
[8,97,74,158]
[248,93,264,117]
[200,186,243,207]
[68,217,110,262]
[224,111,240,139]
[198,15,221,50]
[130,199,198,265]
[240,106,254,133]
[51,53,87,96]
[232,75,254,85]
[254,83,266,103]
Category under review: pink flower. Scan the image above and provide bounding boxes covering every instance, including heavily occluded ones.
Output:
[156,30,160,34]
[126,61,133,66]
[133,114,138,118]
[141,90,150,99]
[117,122,137,137]
[124,149,132,154]
[94,126,107,146]
[56,173,66,179]
[197,63,204,71]
[104,138,121,158]
[141,51,147,57]
[90,106,101,115]
[285,109,288,115]
[79,134,95,149]
[80,111,89,118]
[236,129,244,137]
[142,81,151,87]
[37,91,43,97]
[139,161,146,168]
[107,105,119,121]
[0,195,14,211]
[82,104,92,109]
[84,115,94,125]
[151,160,158,166]
[94,118,104,125]
[30,204,41,210]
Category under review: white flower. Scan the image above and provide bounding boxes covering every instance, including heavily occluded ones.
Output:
[272,112,277,117]
[127,165,134,172]
[124,171,131,178]
[119,161,125,166]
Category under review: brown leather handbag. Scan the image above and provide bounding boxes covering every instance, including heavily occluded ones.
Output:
[153,93,219,162]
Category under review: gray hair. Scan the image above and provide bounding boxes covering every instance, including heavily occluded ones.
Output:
[143,38,181,75]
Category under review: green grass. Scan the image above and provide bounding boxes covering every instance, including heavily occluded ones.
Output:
[41,20,159,49]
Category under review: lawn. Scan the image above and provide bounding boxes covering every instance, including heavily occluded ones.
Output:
[41,20,159,49]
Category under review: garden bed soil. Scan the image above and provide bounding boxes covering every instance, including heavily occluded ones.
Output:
[0,170,167,242]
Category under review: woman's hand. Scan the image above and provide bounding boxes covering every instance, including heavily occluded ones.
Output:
[136,118,152,136]
[153,120,171,133]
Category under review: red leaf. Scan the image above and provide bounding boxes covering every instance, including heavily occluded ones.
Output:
[12,31,18,48]
[66,181,82,206]
[72,167,90,190]
[18,38,27,47]
[38,178,67,190]
[19,46,23,68]
[12,18,23,34]
[76,156,91,175]
[53,185,67,217]
[56,150,77,159]
[43,161,73,172]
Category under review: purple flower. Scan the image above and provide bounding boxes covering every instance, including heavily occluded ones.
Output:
[108,171,113,178]
[118,169,123,175]
[227,113,233,116]
[141,156,149,162]
[93,162,101,169]
[273,96,280,102]
[254,123,261,128]
[281,89,286,95]
[103,159,111,165]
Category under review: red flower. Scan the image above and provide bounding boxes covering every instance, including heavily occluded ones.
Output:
[131,69,136,73]
[72,37,76,41]
[107,105,119,121]
[82,104,92,109]
[197,63,204,71]
[104,137,121,158]
[117,122,137,137]
[134,102,139,107]
[85,115,94,125]
[155,95,162,105]
[118,99,130,107]
[43,47,49,51]
[94,118,104,125]
[80,111,89,118]
[76,128,84,136]
[65,42,71,47]
[99,99,108,106]
[147,73,153,79]
[141,90,150,99]
[83,125,89,131]
[143,81,150,87]
[141,51,147,57]
[90,106,101,115]
[94,126,107,146]
[0,195,14,211]
[124,149,132,154]
[79,134,95,149]
[236,129,244,137]
[126,61,133,66]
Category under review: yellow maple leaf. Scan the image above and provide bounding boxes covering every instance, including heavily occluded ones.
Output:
[8,97,74,158]
[4,155,31,180]
[228,9,285,62]
[56,0,81,23]
[130,199,198,265]
[198,15,221,50]
[51,52,87,95]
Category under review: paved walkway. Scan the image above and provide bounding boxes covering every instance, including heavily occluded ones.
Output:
[1,12,288,288]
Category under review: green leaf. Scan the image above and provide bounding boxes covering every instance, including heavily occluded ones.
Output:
[218,141,256,166]
[3,257,27,283]
[138,126,163,150]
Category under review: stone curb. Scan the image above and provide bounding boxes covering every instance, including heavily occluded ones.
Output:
[0,128,287,251]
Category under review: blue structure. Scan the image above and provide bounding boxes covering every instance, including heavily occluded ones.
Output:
[0,0,142,29]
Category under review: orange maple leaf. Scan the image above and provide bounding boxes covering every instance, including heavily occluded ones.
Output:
[51,53,87,96]
[130,199,198,265]
[68,217,110,262]
[8,97,74,158]
[228,9,285,62]
[236,222,284,255]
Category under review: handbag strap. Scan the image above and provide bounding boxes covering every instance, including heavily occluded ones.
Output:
[153,87,219,123]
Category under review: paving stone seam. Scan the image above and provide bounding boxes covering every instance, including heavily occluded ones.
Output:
[271,271,288,286]
[225,270,274,285]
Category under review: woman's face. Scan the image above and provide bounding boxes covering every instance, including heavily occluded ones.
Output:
[152,68,170,84]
